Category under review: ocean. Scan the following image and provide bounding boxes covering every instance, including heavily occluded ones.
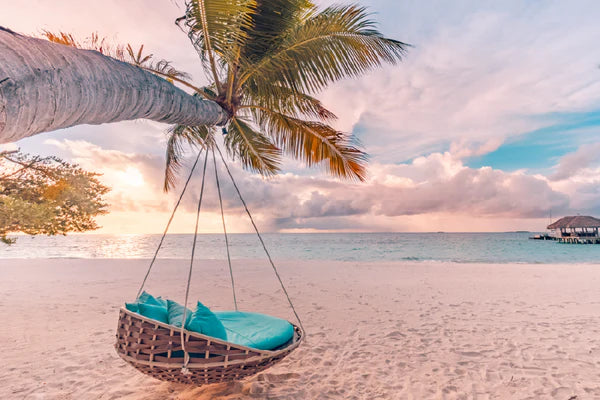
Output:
[1,232,599,264]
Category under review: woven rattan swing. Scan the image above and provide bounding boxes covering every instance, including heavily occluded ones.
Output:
[115,145,304,386]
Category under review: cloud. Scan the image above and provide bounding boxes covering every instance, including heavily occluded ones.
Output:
[319,1,600,163]
[549,163,600,215]
[372,162,569,219]
[550,143,600,181]
[44,139,168,212]
[40,138,596,232]
[0,142,18,152]
[235,152,572,230]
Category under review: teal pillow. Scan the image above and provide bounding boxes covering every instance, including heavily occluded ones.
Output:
[138,291,167,308]
[125,302,139,313]
[186,301,227,341]
[138,303,169,324]
[167,299,193,328]
[215,311,294,350]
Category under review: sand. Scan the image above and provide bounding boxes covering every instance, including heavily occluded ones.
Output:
[1,258,600,399]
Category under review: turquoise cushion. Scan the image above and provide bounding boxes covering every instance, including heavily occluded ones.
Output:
[125,302,139,313]
[138,291,167,308]
[186,301,227,341]
[214,311,294,350]
[138,303,169,323]
[167,299,193,328]
[125,295,293,351]
[125,291,168,323]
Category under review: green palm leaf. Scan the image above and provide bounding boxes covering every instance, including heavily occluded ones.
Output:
[164,125,214,191]
[253,109,367,181]
[240,4,408,93]
[243,83,336,121]
[181,0,257,66]
[225,117,281,175]
[240,0,312,63]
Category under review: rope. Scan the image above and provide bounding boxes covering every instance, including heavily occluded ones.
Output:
[181,151,209,370]
[214,145,305,335]
[211,147,238,311]
[135,149,204,300]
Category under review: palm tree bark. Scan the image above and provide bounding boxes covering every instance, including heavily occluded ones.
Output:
[0,27,228,144]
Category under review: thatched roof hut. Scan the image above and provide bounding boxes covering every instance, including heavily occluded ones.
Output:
[547,216,600,230]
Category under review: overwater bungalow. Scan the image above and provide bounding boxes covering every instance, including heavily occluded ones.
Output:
[547,216,600,244]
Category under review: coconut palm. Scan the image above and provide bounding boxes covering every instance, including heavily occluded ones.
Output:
[0,27,227,143]
[0,0,407,189]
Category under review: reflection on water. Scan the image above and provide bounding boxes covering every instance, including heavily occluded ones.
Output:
[1,232,600,264]
[97,234,148,258]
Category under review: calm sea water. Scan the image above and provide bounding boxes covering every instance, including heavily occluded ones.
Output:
[1,232,599,264]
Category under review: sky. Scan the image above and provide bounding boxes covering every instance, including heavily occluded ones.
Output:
[2,0,600,233]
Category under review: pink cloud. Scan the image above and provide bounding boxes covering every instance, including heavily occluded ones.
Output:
[45,140,574,232]
[550,143,600,181]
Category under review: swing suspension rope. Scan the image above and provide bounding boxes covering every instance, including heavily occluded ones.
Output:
[214,145,305,335]
[134,144,305,354]
[135,149,204,300]
[212,146,238,311]
[181,150,209,369]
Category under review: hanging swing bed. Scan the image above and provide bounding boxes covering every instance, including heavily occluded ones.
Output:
[115,146,305,386]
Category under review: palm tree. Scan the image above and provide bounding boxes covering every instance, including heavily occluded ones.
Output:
[0,1,407,189]
[0,27,227,143]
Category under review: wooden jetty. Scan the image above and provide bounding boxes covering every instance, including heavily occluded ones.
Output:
[547,216,600,244]
[529,233,556,241]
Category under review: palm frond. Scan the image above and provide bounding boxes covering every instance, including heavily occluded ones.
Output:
[181,0,258,70]
[43,30,129,61]
[126,43,152,65]
[124,44,196,90]
[243,83,336,120]
[41,31,80,47]
[164,125,214,191]
[254,109,367,181]
[239,4,408,93]
[123,46,194,88]
[240,0,313,63]
[225,117,281,176]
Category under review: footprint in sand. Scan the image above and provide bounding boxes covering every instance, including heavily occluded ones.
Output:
[258,372,301,383]
[459,351,482,357]
[550,386,575,399]
[385,330,406,339]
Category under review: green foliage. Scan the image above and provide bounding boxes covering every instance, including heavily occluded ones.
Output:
[0,151,109,244]
[164,124,214,191]
[225,117,281,174]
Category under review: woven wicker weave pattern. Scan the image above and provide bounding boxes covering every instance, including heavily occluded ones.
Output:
[115,308,302,385]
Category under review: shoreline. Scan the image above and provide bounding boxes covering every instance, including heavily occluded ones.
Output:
[2,258,600,399]
[3,232,599,265]
[2,257,600,266]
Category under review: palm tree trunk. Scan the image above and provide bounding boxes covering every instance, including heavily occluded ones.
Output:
[0,27,227,144]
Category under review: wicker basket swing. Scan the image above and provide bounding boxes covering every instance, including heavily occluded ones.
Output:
[115,146,305,386]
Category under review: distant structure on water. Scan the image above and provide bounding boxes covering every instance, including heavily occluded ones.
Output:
[546,216,600,244]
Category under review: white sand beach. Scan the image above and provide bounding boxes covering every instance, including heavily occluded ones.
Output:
[1,258,600,399]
